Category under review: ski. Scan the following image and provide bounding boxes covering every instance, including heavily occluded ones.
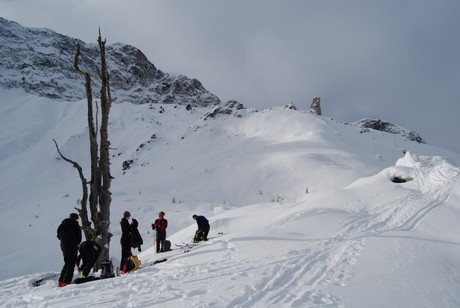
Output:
[147,258,168,267]
[175,232,224,251]
[173,243,198,253]
[31,273,60,287]
[175,243,200,249]
[73,276,103,284]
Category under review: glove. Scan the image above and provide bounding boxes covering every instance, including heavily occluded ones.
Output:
[151,223,155,230]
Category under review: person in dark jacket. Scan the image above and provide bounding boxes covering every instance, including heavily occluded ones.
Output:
[192,214,210,243]
[57,213,82,287]
[76,240,102,278]
[130,218,143,252]
[151,211,168,253]
[120,211,133,273]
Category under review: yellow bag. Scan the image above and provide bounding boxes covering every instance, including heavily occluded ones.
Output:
[125,255,141,272]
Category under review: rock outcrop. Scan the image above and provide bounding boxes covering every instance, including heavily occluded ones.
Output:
[310,96,322,116]
[354,118,425,143]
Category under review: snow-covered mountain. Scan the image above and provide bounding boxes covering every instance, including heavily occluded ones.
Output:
[1,87,460,307]
[1,18,460,308]
[0,17,220,106]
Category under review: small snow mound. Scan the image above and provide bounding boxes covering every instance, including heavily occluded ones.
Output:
[346,151,460,189]
[395,151,421,169]
[392,153,460,185]
[391,152,419,181]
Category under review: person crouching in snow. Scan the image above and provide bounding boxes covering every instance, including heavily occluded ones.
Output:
[76,240,102,278]
[192,214,210,243]
[151,211,168,253]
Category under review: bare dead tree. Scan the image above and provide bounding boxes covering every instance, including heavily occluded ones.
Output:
[54,31,113,264]
[73,40,99,242]
[95,31,113,262]
[52,139,91,238]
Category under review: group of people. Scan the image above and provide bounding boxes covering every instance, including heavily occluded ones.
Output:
[119,211,211,272]
[56,211,210,287]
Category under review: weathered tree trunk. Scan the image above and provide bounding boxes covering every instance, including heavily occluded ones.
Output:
[56,32,113,267]
[73,43,99,241]
[96,33,113,261]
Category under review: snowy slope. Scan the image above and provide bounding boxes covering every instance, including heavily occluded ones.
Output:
[1,88,460,307]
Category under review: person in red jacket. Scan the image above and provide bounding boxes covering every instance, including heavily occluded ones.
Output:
[151,211,168,253]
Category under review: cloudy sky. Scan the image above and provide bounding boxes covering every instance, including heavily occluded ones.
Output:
[1,0,459,153]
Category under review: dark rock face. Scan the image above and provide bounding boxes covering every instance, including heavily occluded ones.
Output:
[354,118,425,144]
[391,176,413,183]
[0,17,221,106]
[201,100,244,120]
[283,102,297,110]
[310,96,322,116]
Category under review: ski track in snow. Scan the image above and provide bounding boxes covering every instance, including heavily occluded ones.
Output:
[343,156,460,240]
[116,156,458,308]
[223,156,460,307]
[3,157,459,307]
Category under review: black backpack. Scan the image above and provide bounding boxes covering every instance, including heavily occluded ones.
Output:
[161,240,171,252]
[100,260,115,278]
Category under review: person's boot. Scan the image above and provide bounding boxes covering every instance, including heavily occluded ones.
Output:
[58,281,67,287]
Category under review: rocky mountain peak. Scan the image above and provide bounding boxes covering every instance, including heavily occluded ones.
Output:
[0,17,220,106]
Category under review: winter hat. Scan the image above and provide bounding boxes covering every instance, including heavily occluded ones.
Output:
[123,211,131,219]
[192,214,197,219]
[69,213,79,220]
[159,211,165,216]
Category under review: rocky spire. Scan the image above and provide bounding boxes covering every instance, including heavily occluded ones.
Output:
[310,96,322,116]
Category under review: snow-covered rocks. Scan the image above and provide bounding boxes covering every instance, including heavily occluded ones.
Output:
[0,17,221,106]
[354,118,425,144]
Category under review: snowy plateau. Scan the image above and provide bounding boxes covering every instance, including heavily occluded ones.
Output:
[1,18,460,308]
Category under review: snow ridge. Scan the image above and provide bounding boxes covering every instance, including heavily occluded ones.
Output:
[1,91,460,306]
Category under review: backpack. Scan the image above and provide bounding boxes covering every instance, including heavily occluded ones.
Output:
[124,255,141,273]
[161,240,171,252]
[100,259,115,278]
